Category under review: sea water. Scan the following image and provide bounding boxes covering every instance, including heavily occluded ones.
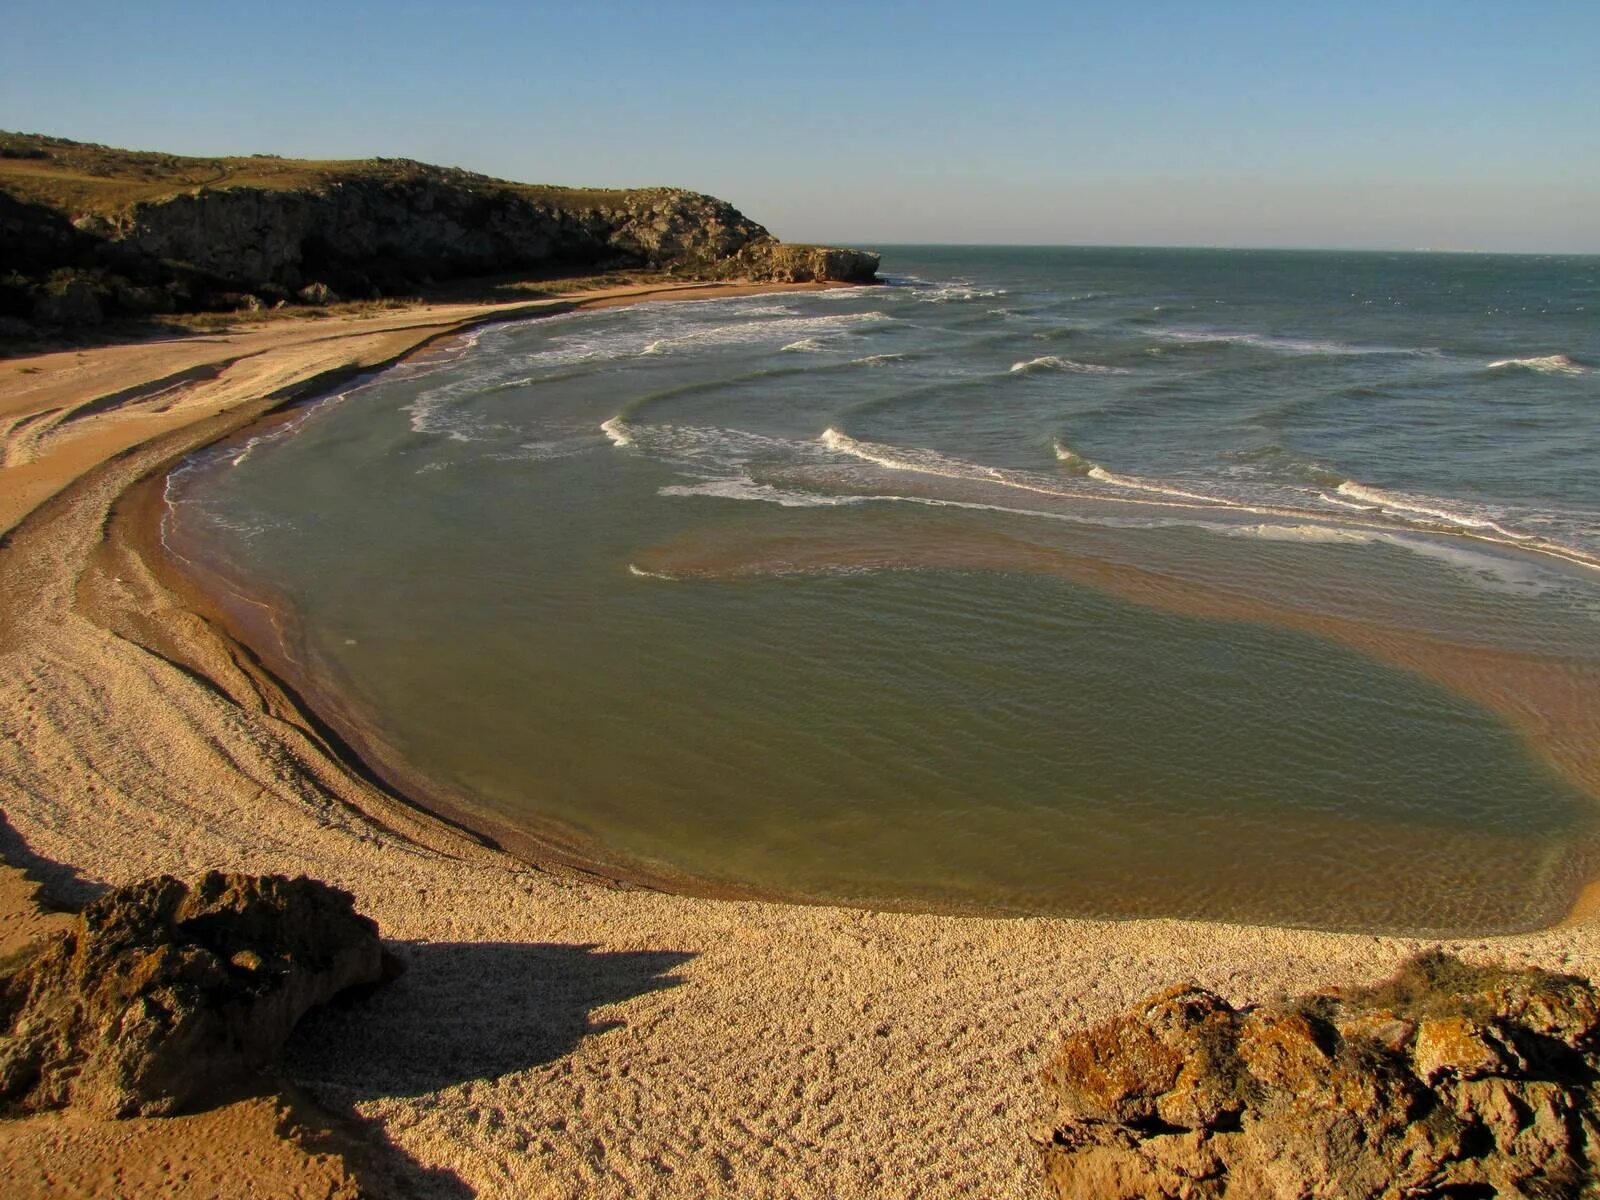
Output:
[165,247,1600,933]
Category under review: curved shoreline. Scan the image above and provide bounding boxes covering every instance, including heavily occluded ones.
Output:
[4,279,1600,1198]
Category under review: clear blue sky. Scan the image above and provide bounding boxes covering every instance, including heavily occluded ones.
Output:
[5,1,1597,252]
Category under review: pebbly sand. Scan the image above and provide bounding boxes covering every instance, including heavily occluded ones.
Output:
[1,280,1597,1199]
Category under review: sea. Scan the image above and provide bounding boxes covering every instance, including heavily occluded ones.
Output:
[164,246,1600,935]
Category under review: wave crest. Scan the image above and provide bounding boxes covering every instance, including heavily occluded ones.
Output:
[1010,355,1126,376]
[1487,354,1586,376]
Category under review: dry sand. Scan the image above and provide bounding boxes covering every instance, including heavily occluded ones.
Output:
[1,280,1597,1199]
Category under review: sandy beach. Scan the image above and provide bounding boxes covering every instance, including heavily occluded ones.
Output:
[3,280,1598,1199]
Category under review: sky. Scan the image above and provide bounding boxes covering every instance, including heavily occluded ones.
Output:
[4,1,1597,252]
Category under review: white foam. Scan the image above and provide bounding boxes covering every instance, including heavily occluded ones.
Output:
[820,428,1023,489]
[600,416,633,447]
[1010,355,1126,376]
[1052,439,1099,475]
[624,310,893,359]
[1486,354,1585,376]
[1334,481,1531,539]
[659,476,866,508]
[1317,490,1377,511]
[814,429,1600,573]
[1085,466,1228,505]
[489,438,594,463]
[852,353,904,367]
[1225,523,1384,546]
[1153,329,1426,357]
[781,337,828,353]
[891,279,1005,304]
[627,564,678,580]
[632,451,1596,601]
[824,428,1248,513]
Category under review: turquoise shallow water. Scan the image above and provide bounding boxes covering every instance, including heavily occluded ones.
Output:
[166,247,1600,933]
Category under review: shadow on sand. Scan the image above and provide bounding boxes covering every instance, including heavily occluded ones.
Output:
[0,808,108,910]
[289,939,694,1098]
[284,939,696,1197]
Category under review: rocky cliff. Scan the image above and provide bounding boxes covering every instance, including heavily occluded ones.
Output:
[0,132,879,324]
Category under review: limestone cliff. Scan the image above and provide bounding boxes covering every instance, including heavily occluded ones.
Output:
[0,132,879,324]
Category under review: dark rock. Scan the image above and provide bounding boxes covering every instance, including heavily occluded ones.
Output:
[0,872,384,1118]
[296,281,339,306]
[1034,952,1600,1199]
[0,315,37,341]
[31,277,103,326]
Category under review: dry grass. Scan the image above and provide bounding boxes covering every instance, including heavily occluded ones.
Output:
[0,131,658,219]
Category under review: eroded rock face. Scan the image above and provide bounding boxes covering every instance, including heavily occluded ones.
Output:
[0,872,384,1118]
[1035,953,1600,1199]
[722,240,882,284]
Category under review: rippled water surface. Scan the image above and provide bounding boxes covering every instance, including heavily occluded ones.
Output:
[167,247,1600,933]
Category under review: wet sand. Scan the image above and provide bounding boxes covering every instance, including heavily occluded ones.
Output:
[2,279,1598,1198]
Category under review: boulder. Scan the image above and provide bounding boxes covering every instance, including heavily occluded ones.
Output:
[0,872,385,1118]
[296,281,340,306]
[1034,952,1600,1199]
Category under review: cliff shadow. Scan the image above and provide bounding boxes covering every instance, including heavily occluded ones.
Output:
[286,938,694,1099]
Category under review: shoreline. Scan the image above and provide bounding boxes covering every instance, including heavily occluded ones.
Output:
[4,276,1600,1198]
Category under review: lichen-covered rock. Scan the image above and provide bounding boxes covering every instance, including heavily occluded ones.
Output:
[0,872,384,1118]
[1033,952,1600,1199]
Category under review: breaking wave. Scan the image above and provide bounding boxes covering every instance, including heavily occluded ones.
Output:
[1009,355,1127,375]
[1487,354,1586,376]
[1333,481,1534,542]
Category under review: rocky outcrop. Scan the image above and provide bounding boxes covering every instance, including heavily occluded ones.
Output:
[1034,952,1600,1199]
[0,872,385,1117]
[722,240,881,284]
[0,134,879,325]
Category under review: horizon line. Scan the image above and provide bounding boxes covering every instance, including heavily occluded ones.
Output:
[815,240,1600,258]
